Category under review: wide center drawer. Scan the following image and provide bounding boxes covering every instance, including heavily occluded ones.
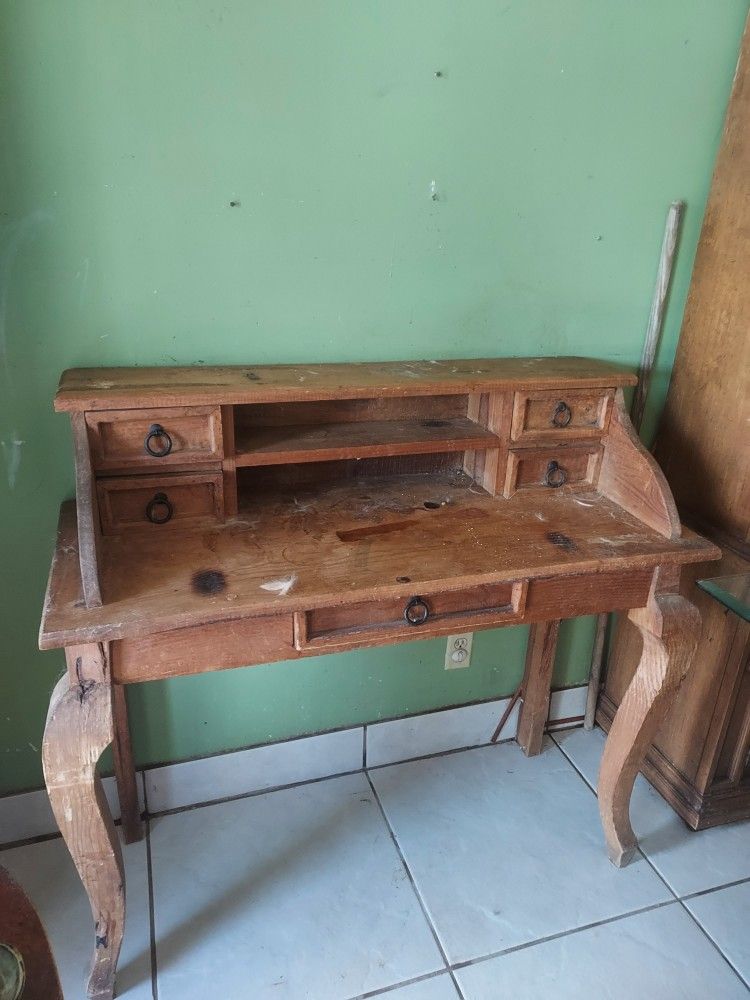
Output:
[86,406,223,471]
[97,471,224,534]
[294,580,527,651]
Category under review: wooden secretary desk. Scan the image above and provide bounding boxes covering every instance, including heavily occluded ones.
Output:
[39,357,718,999]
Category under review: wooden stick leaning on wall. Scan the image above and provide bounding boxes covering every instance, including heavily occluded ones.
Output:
[584,199,685,731]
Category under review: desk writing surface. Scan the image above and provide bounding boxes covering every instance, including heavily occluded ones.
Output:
[40,473,716,649]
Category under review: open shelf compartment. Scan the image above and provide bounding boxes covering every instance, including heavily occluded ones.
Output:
[234,416,499,467]
[232,394,500,467]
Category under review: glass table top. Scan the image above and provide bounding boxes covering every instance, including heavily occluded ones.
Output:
[697,573,750,623]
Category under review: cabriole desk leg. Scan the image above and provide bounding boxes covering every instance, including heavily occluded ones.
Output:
[41,643,125,1000]
[598,589,701,867]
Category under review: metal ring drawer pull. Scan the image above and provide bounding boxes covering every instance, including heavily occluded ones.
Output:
[543,461,568,490]
[144,423,173,457]
[404,596,430,626]
[145,492,174,524]
[544,460,567,488]
[551,401,572,427]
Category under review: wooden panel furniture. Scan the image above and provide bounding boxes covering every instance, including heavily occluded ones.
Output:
[39,357,718,999]
[598,18,750,830]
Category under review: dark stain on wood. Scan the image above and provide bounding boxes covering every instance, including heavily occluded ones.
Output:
[546,531,577,551]
[191,570,227,595]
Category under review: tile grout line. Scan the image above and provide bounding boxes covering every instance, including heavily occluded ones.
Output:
[144,766,366,820]
[551,732,750,993]
[365,771,466,1000]
[362,725,367,770]
[346,968,454,1000]
[122,692,544,778]
[142,774,159,1000]
[675,896,750,991]
[135,739,518,826]
[0,830,62,853]
[0,737,521,853]
[366,737,515,775]
[681,875,750,902]
[451,897,679,972]
[0,688,587,848]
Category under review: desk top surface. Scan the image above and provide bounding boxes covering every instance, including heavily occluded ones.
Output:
[41,474,716,649]
[55,357,637,411]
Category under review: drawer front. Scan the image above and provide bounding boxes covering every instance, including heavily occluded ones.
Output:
[511,388,613,443]
[112,615,295,682]
[86,406,222,471]
[98,472,224,534]
[295,580,527,651]
[504,445,603,496]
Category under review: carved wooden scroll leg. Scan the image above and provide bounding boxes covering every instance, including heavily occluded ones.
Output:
[112,684,144,844]
[42,645,125,1000]
[517,619,561,756]
[598,591,701,867]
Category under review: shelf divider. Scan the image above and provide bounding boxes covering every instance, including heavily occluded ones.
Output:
[234,417,500,467]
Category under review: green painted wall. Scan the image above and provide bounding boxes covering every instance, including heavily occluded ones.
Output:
[1,2,746,793]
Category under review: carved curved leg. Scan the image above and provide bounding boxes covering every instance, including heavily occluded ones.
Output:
[42,644,125,1000]
[598,589,701,867]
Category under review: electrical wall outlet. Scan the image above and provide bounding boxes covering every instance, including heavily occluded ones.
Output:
[445,633,473,669]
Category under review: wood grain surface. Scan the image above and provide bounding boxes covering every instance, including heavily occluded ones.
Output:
[40,478,717,649]
[55,357,637,411]
[42,646,124,1000]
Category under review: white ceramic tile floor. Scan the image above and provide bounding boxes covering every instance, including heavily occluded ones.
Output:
[554,727,750,896]
[3,728,748,999]
[370,738,671,964]
[454,903,749,999]
[685,881,750,985]
[150,771,443,999]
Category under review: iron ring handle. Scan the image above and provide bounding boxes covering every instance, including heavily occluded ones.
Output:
[145,492,174,524]
[404,596,430,626]
[551,401,572,428]
[544,460,567,488]
[144,423,173,457]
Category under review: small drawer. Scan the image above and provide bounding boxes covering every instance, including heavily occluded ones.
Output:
[504,445,603,497]
[86,406,223,471]
[511,388,613,443]
[97,472,224,534]
[294,580,527,651]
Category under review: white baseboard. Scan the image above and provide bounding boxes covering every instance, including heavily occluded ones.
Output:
[0,686,586,847]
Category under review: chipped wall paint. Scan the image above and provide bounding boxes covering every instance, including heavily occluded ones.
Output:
[0,1,747,794]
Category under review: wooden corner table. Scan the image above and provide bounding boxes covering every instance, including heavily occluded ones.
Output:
[38,358,719,999]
